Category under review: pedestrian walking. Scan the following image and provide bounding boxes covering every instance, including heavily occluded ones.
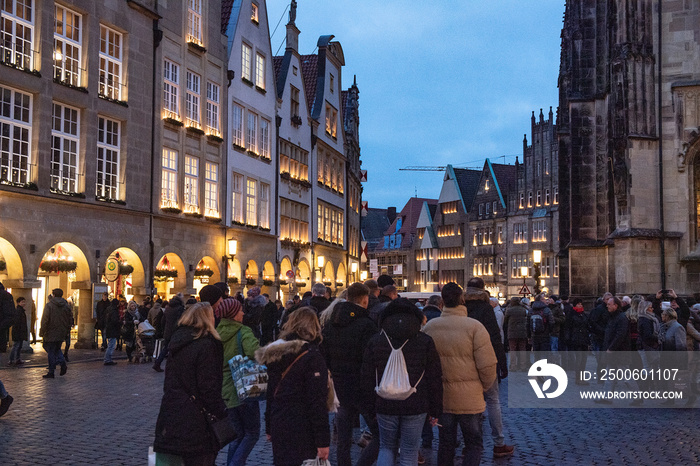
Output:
[153,302,229,465]
[95,292,110,351]
[256,307,330,466]
[8,297,28,366]
[0,282,15,416]
[40,289,72,379]
[103,299,120,366]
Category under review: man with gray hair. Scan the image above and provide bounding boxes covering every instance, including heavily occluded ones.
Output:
[309,282,331,315]
[423,295,443,322]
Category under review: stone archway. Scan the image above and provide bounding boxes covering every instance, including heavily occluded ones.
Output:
[297,259,311,294]
[193,256,221,296]
[322,261,335,286]
[0,237,23,281]
[245,260,259,289]
[228,258,242,291]
[262,261,275,290]
[155,253,186,300]
[336,263,347,292]
[279,256,293,300]
[105,248,146,301]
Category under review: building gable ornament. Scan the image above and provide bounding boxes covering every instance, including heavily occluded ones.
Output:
[672,84,700,172]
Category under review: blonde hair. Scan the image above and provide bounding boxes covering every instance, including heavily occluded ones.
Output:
[662,308,678,321]
[281,306,322,342]
[178,302,220,340]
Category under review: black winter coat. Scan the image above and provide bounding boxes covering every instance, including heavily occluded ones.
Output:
[464,288,507,374]
[589,302,610,343]
[637,312,660,351]
[361,302,442,418]
[260,300,279,346]
[95,298,110,328]
[321,301,378,406]
[528,301,553,343]
[257,338,330,466]
[154,326,228,457]
[0,285,16,332]
[604,310,630,351]
[309,296,331,315]
[105,301,121,339]
[40,296,73,342]
[567,309,589,347]
[11,304,28,341]
[163,296,185,343]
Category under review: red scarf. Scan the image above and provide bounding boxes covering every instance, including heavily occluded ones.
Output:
[574,304,584,313]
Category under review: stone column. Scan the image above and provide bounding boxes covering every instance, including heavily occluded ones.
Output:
[70,281,96,349]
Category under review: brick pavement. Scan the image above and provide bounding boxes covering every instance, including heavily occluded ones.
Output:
[1,353,699,465]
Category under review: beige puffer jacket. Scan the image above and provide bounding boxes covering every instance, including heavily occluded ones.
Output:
[423,305,497,414]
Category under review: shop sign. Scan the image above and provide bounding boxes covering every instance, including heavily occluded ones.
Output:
[105,258,119,282]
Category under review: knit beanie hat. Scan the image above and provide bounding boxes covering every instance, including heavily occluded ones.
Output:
[247,286,261,299]
[218,297,242,320]
[199,284,223,306]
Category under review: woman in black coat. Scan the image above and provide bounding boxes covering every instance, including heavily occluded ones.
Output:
[361,298,443,466]
[256,307,330,466]
[154,302,229,465]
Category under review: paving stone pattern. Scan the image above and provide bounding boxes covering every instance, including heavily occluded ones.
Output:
[1,353,699,465]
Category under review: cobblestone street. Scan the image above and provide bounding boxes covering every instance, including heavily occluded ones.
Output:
[1,349,699,465]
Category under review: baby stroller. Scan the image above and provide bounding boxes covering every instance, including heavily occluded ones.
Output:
[135,320,156,363]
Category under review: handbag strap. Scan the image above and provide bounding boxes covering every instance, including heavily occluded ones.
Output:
[274,350,309,398]
[236,329,243,356]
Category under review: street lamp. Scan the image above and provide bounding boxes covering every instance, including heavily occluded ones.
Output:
[533,249,542,296]
[226,239,237,283]
[316,255,325,283]
[520,266,529,297]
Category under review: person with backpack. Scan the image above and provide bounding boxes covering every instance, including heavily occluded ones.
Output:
[528,294,553,360]
[321,282,379,466]
[423,282,497,466]
[361,298,443,466]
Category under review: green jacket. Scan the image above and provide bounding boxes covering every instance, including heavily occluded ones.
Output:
[217,318,260,408]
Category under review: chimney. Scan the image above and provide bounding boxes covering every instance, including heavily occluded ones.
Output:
[387,207,397,225]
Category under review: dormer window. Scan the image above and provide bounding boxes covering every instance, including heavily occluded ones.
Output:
[330,73,334,93]
[187,0,203,47]
[485,179,489,191]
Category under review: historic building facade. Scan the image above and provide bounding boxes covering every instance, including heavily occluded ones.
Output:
[558,0,700,298]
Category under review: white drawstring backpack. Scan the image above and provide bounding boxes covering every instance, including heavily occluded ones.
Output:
[375,331,424,400]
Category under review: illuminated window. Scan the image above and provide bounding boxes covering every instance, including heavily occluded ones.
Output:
[241,43,252,81]
[99,26,122,100]
[184,155,199,213]
[187,0,202,46]
[255,53,265,89]
[545,188,550,205]
[1,0,34,70]
[247,111,257,153]
[0,85,32,185]
[205,163,218,217]
[493,201,498,215]
[231,103,243,147]
[280,198,309,242]
[259,118,270,159]
[325,102,337,138]
[279,140,309,181]
[163,60,179,118]
[246,179,257,226]
[231,172,244,223]
[185,71,201,128]
[290,85,300,120]
[51,103,80,193]
[519,193,524,209]
[251,2,259,23]
[528,191,533,208]
[536,190,542,206]
[161,148,178,208]
[497,226,503,244]
[554,187,559,204]
[96,116,119,200]
[54,5,82,87]
[206,82,220,136]
[259,182,269,228]
[545,159,550,175]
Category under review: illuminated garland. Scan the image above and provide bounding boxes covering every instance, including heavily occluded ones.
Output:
[40,260,77,273]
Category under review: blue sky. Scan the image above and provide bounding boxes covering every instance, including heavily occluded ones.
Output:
[266,1,565,209]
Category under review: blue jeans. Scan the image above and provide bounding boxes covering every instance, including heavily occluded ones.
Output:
[376,413,425,466]
[550,336,559,351]
[44,341,65,373]
[227,401,260,466]
[104,337,117,363]
[483,380,505,447]
[438,412,483,466]
[9,340,23,362]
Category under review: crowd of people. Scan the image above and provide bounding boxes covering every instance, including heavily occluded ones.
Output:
[3,275,700,464]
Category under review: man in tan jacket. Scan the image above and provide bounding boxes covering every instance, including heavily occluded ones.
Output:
[423,282,497,466]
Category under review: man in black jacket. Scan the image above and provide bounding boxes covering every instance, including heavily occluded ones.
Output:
[321,282,378,466]
[40,289,72,378]
[0,282,15,416]
[464,277,514,458]
[95,292,110,351]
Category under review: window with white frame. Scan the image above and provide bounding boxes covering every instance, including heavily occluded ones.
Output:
[99,25,122,100]
[1,0,34,70]
[498,225,503,244]
[231,172,244,223]
[96,116,120,200]
[325,102,337,138]
[204,162,218,217]
[279,140,309,181]
[527,191,533,208]
[246,111,257,153]
[183,155,198,213]
[554,187,559,204]
[51,103,79,193]
[241,43,252,81]
[163,60,179,119]
[205,82,220,136]
[259,118,270,159]
[186,0,202,46]
[255,53,265,89]
[532,220,547,242]
[54,5,81,87]
[290,85,300,119]
[513,223,526,244]
[246,179,257,225]
[280,198,308,242]
[485,202,490,216]
[161,148,178,208]
[519,192,524,209]
[231,103,243,147]
[0,85,31,185]
[536,190,542,206]
[259,182,269,229]
[185,71,200,128]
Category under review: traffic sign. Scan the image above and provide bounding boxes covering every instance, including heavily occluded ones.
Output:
[519,284,531,295]
[286,270,295,279]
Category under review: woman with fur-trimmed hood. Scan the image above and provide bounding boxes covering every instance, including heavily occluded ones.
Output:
[256,307,330,466]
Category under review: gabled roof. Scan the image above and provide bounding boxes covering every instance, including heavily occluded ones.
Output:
[300,54,318,113]
[379,198,437,250]
[222,0,234,35]
[486,160,517,209]
[273,56,284,83]
[453,167,482,212]
[417,201,438,249]
[361,208,391,247]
